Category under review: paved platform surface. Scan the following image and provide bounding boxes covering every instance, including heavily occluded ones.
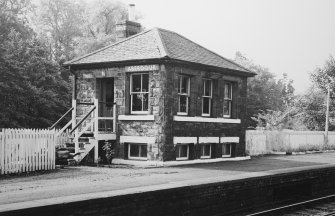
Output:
[1,152,335,210]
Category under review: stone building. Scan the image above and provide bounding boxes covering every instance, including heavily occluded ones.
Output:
[62,17,255,165]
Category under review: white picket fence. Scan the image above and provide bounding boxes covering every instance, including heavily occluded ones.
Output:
[246,130,335,156]
[0,128,62,175]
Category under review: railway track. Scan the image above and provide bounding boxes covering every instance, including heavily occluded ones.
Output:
[246,194,335,216]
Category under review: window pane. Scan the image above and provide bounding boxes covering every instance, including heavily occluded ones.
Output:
[105,79,114,104]
[140,145,147,158]
[181,77,188,94]
[99,102,113,117]
[132,75,141,92]
[224,83,231,99]
[132,94,142,111]
[178,145,188,158]
[142,74,149,92]
[98,119,113,132]
[203,97,210,114]
[222,144,231,156]
[178,76,181,93]
[202,144,211,156]
[181,145,188,157]
[179,95,188,113]
[223,100,231,116]
[143,93,149,111]
[130,144,140,157]
[204,80,211,96]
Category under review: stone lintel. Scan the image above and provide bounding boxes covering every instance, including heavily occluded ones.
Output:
[173,116,241,124]
[118,115,155,121]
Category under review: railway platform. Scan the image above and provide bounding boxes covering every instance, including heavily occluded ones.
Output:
[1,152,335,215]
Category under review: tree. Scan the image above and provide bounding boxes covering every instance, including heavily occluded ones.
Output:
[37,0,86,63]
[234,52,295,128]
[75,0,128,57]
[0,29,71,128]
[0,0,71,128]
[311,55,335,92]
[292,86,329,131]
[304,55,335,131]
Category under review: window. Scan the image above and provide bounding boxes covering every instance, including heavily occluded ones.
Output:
[202,79,212,116]
[130,73,149,114]
[176,144,189,160]
[177,76,190,115]
[222,143,231,157]
[128,143,147,160]
[200,144,211,159]
[223,82,232,118]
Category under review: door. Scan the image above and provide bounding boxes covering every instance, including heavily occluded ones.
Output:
[97,78,114,133]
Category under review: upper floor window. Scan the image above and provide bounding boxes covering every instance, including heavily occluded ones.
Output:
[202,79,212,116]
[130,73,149,114]
[223,82,232,118]
[177,75,190,115]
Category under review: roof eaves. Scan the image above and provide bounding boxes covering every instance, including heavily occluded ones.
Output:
[65,58,165,69]
[165,58,256,77]
[63,28,155,66]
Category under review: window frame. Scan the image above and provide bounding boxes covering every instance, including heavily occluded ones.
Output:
[222,143,231,158]
[176,144,189,160]
[223,82,233,118]
[177,75,190,116]
[128,143,148,160]
[130,73,149,115]
[202,79,213,117]
[200,143,212,159]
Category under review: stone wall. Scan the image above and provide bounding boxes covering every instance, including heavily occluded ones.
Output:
[114,66,167,161]
[163,64,248,161]
[74,64,248,162]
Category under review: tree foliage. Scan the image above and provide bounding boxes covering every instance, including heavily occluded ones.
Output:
[37,0,86,63]
[311,55,335,92]
[0,0,131,128]
[75,0,128,57]
[0,0,71,128]
[234,52,295,128]
[301,55,335,131]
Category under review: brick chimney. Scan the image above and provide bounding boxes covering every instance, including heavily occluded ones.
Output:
[116,4,141,40]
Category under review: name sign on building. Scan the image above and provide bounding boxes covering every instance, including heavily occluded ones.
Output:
[125,65,159,72]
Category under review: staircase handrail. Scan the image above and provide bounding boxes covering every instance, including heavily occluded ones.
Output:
[75,118,95,139]
[49,107,74,130]
[70,106,96,134]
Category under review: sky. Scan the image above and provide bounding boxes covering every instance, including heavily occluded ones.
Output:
[123,0,335,93]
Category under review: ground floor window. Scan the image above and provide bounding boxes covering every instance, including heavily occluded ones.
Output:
[176,144,189,160]
[128,143,147,160]
[200,144,211,159]
[222,143,231,157]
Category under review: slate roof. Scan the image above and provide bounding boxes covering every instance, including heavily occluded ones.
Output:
[64,28,254,75]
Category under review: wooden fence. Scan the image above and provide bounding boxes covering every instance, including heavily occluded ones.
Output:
[0,128,62,175]
[246,130,335,156]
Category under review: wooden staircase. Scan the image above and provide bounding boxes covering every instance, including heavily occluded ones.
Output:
[50,103,117,164]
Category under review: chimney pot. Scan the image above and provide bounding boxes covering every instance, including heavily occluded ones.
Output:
[128,4,135,21]
[115,4,141,41]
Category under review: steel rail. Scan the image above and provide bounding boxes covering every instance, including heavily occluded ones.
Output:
[246,194,335,216]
